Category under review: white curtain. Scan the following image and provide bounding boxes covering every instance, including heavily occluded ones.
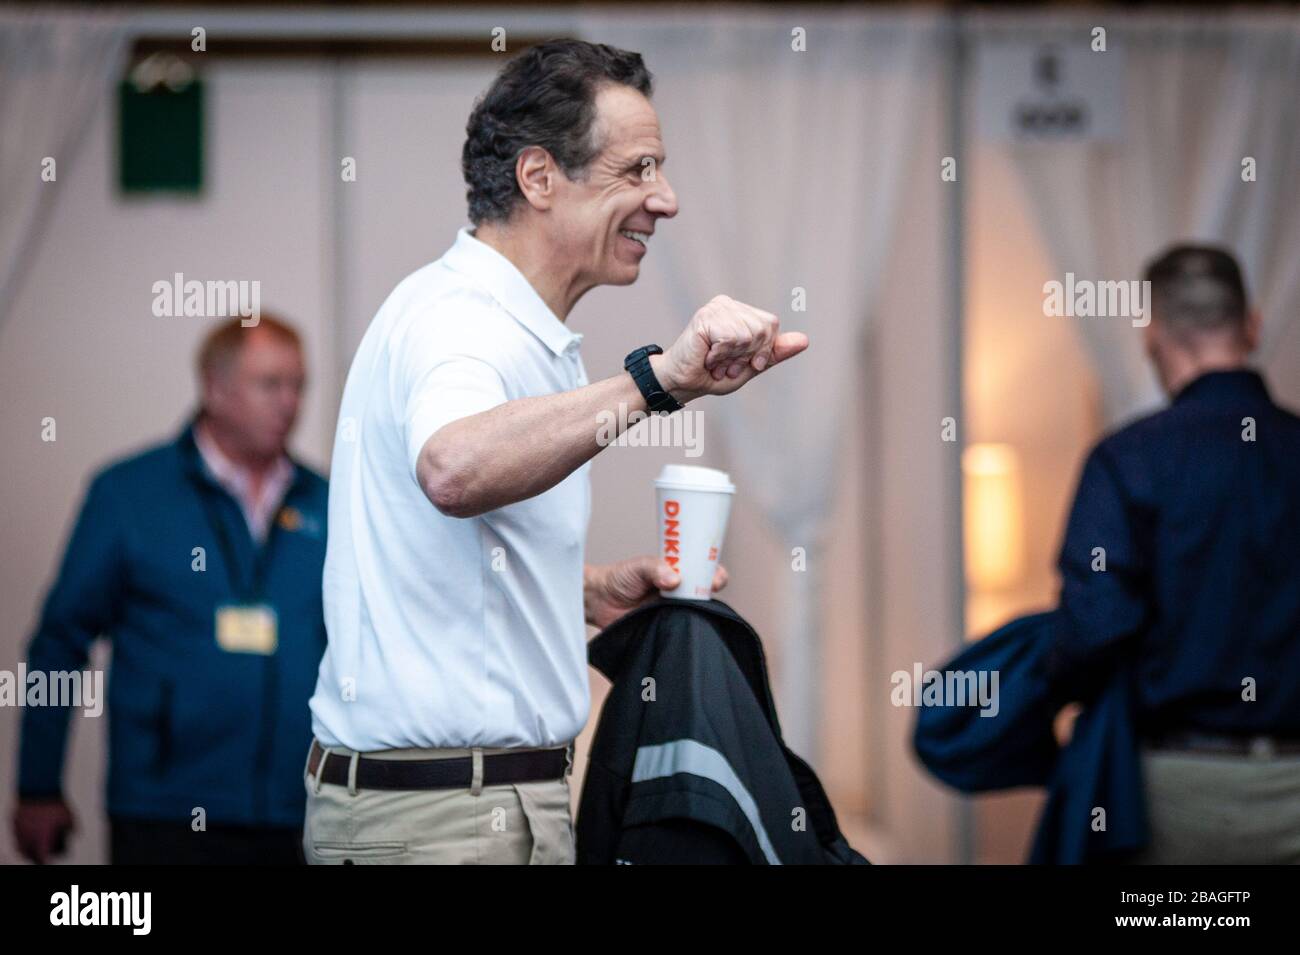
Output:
[0,11,129,332]
[976,12,1300,426]
[580,10,945,760]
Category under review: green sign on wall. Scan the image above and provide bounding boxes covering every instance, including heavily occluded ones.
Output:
[118,78,204,193]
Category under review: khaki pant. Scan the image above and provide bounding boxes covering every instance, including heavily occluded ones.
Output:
[302,741,575,865]
[1128,748,1300,864]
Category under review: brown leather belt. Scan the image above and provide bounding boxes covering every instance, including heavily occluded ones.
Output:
[1147,730,1300,757]
[307,739,572,791]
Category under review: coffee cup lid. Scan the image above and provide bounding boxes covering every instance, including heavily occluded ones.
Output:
[655,464,735,493]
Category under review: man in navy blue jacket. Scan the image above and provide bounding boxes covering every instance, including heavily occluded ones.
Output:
[12,316,329,865]
[1048,246,1300,863]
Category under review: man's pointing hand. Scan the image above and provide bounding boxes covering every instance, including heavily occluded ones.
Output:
[651,295,809,402]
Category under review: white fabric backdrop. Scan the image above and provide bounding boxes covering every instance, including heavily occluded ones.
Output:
[975,12,1300,426]
[0,11,129,333]
[578,10,946,760]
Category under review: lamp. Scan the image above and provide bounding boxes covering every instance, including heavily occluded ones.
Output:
[962,443,1026,592]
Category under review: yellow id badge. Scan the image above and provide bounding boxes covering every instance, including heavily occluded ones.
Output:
[215,604,278,655]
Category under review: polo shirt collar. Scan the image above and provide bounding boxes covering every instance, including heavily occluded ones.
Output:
[442,226,583,358]
[177,414,312,498]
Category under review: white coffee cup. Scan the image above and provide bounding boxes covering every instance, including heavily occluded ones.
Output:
[655,464,735,600]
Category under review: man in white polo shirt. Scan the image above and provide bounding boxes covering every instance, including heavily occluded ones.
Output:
[304,39,808,864]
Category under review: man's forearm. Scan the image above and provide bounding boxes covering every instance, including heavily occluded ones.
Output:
[418,355,678,518]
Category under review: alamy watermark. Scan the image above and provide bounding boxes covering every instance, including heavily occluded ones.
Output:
[1043,273,1150,327]
[152,273,261,326]
[596,403,703,457]
[0,666,104,717]
[50,885,151,935]
[891,662,1000,718]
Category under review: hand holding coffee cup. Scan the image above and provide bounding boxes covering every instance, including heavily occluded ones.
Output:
[656,465,735,600]
[583,554,728,631]
[650,295,809,402]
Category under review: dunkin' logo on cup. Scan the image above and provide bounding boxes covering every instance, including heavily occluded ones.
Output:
[662,499,681,571]
[655,465,734,601]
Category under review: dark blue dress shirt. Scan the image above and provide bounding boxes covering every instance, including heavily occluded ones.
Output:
[1048,369,1300,736]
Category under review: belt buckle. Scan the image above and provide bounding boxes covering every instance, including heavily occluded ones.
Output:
[564,743,574,777]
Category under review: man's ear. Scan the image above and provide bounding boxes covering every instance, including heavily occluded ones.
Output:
[1243,306,1262,352]
[1143,316,1160,361]
[515,146,555,212]
[1143,319,1176,398]
[200,370,228,416]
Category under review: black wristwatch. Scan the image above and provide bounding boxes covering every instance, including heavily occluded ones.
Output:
[624,345,683,415]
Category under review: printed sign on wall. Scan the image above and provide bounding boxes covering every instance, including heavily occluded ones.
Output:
[975,39,1126,143]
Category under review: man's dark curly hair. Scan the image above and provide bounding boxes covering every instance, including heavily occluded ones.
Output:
[462,39,654,226]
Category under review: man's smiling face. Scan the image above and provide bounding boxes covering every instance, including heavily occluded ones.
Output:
[551,83,678,289]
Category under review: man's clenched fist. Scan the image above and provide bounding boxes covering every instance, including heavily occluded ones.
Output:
[13,799,75,864]
[650,295,809,402]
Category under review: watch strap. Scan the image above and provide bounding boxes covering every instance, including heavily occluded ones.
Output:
[624,345,682,415]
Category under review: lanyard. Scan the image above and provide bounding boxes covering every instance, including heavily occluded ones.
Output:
[191,474,282,602]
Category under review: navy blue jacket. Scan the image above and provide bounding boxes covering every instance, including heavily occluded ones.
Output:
[17,421,328,828]
[913,611,1147,864]
[1049,370,1300,735]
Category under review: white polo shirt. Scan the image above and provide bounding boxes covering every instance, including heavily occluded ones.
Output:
[309,227,592,751]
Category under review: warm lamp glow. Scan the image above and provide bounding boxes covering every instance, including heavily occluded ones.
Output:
[963,443,1026,592]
